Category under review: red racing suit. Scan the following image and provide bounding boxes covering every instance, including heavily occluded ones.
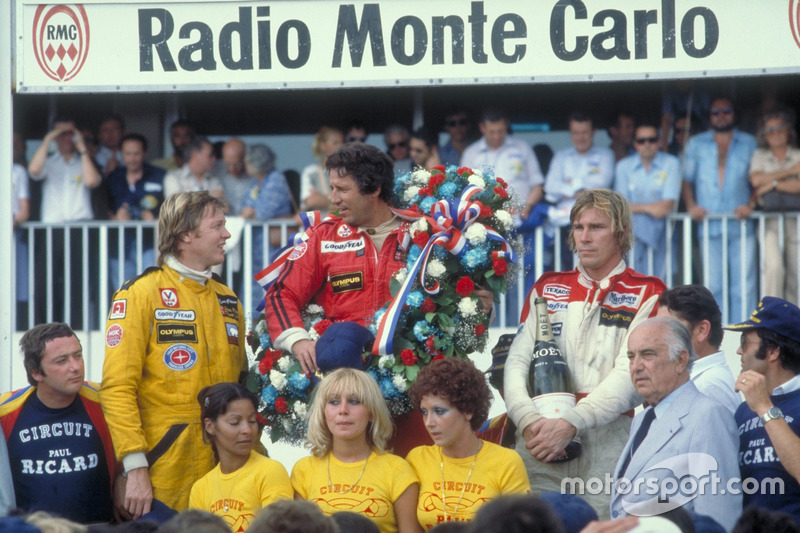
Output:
[266,216,408,352]
[504,260,665,518]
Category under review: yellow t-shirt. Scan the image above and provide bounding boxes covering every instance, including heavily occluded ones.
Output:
[189,450,293,531]
[406,442,531,530]
[291,451,418,533]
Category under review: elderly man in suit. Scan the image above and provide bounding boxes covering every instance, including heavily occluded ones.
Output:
[610,317,741,531]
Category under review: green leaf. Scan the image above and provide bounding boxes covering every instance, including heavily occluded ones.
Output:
[438,313,455,329]
[425,312,437,323]
[245,370,261,394]
[405,365,420,381]
[444,344,455,357]
[269,423,285,443]
[390,277,402,297]
[393,363,405,373]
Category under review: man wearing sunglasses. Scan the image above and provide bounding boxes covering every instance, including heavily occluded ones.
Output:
[682,97,757,322]
[614,123,681,282]
[384,124,413,175]
[439,110,472,166]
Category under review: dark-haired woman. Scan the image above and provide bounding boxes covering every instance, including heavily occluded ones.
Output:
[189,383,293,529]
[407,358,530,530]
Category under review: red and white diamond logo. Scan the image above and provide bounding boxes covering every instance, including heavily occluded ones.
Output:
[32,4,90,82]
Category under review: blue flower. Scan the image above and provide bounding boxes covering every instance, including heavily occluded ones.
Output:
[420,197,436,213]
[370,309,386,335]
[407,245,422,266]
[288,372,310,392]
[259,332,271,348]
[462,247,490,270]
[413,320,431,342]
[261,385,278,405]
[407,291,424,308]
[439,182,457,199]
[379,377,397,398]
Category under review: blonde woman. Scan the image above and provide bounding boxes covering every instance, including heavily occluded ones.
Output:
[291,368,422,533]
[300,126,344,210]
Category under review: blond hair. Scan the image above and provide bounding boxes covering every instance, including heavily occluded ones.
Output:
[568,189,634,256]
[305,368,393,457]
[157,191,226,264]
[311,126,344,162]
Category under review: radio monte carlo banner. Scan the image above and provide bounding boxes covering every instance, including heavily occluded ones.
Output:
[14,0,800,94]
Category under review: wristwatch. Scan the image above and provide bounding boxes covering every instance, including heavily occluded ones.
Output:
[760,405,784,425]
[773,179,779,191]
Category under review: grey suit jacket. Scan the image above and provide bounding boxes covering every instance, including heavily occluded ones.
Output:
[610,381,741,532]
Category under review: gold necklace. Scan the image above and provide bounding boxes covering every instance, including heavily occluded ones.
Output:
[327,452,369,494]
[218,467,243,512]
[440,442,480,521]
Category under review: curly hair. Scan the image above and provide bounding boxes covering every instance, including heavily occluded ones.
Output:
[408,358,491,431]
[325,143,395,204]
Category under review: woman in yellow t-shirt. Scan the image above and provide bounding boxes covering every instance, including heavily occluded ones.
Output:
[407,358,531,530]
[291,368,422,533]
[189,383,293,530]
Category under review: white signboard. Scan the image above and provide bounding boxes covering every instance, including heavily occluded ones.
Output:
[14,0,800,94]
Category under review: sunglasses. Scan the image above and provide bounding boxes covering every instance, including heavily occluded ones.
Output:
[346,136,366,143]
[388,141,408,150]
[765,126,788,135]
[635,137,658,145]
[711,107,733,116]
[446,118,468,127]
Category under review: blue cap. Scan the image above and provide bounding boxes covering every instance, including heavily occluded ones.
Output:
[316,322,373,373]
[724,296,800,344]
[539,492,598,533]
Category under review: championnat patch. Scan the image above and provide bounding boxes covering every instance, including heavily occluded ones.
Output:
[542,283,571,300]
[603,290,642,309]
[330,271,364,294]
[156,324,198,343]
[552,322,563,336]
[217,294,239,320]
[226,323,239,345]
[163,344,198,371]
[106,324,123,348]
[160,288,179,308]
[109,299,127,320]
[337,224,352,238]
[154,309,196,321]
[321,238,365,254]
[599,307,636,328]
[288,242,308,261]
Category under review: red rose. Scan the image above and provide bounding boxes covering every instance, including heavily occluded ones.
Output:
[419,186,433,197]
[479,205,493,218]
[494,186,509,199]
[258,357,274,375]
[431,165,446,172]
[496,177,508,188]
[432,355,445,361]
[493,258,509,276]
[313,319,333,336]
[275,398,288,414]
[256,413,269,426]
[474,324,486,336]
[420,298,437,314]
[429,174,445,188]
[456,277,475,297]
[401,349,418,366]
[426,335,437,353]
[457,166,472,175]
[413,232,430,249]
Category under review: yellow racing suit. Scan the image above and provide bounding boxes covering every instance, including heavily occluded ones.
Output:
[100,264,245,511]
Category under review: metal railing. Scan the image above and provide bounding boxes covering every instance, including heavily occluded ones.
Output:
[13,212,799,333]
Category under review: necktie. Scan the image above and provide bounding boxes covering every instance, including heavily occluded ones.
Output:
[620,408,656,476]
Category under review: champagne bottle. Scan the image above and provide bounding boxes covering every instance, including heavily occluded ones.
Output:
[528,296,582,462]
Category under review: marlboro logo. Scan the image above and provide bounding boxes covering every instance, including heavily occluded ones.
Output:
[32,4,90,82]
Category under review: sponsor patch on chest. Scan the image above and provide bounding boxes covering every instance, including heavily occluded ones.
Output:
[156,324,198,343]
[106,324,123,348]
[288,241,308,260]
[330,271,364,294]
[599,308,636,328]
[159,288,179,307]
[603,290,642,309]
[542,283,571,300]
[337,224,353,238]
[154,309,196,321]
[109,299,127,320]
[163,344,197,371]
[552,322,563,336]
[217,294,239,320]
[321,237,365,253]
[226,323,239,345]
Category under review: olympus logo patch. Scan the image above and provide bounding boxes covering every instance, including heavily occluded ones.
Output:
[321,238,365,253]
[599,308,636,328]
[155,309,196,321]
[330,271,364,294]
[157,324,198,343]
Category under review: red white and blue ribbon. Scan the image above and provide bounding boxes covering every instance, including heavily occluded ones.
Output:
[372,185,516,356]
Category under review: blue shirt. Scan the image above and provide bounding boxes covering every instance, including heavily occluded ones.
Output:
[614,151,681,249]
[106,162,166,218]
[242,170,293,221]
[683,129,756,213]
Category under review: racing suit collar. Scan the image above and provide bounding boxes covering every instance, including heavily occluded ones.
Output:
[164,254,212,285]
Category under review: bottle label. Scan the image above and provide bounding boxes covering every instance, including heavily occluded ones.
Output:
[532,392,576,419]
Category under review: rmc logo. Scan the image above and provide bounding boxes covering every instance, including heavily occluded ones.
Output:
[32,4,90,82]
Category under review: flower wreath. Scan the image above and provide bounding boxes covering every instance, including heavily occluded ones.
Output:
[246,165,520,444]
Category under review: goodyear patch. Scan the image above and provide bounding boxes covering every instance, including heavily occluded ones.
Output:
[163,344,198,371]
[154,309,196,321]
[217,294,239,320]
[321,238,365,253]
[157,324,198,343]
[603,290,641,309]
[160,288,179,308]
[330,271,364,294]
[226,323,239,345]
[288,242,307,260]
[106,324,123,348]
[548,301,568,313]
[599,307,636,328]
[109,299,127,320]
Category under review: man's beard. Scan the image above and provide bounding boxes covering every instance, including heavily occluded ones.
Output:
[713,122,735,132]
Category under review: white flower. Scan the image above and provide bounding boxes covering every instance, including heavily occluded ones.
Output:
[308,328,320,341]
[410,219,429,237]
[467,175,485,189]
[458,297,478,316]
[404,186,421,202]
[283,418,293,431]
[392,373,408,392]
[254,319,268,335]
[379,355,396,369]
[495,210,513,230]
[269,370,287,391]
[393,268,408,284]
[412,169,431,185]
[277,356,292,372]
[305,303,324,316]
[472,169,484,179]
[293,401,308,418]
[426,258,446,278]
[464,223,488,245]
